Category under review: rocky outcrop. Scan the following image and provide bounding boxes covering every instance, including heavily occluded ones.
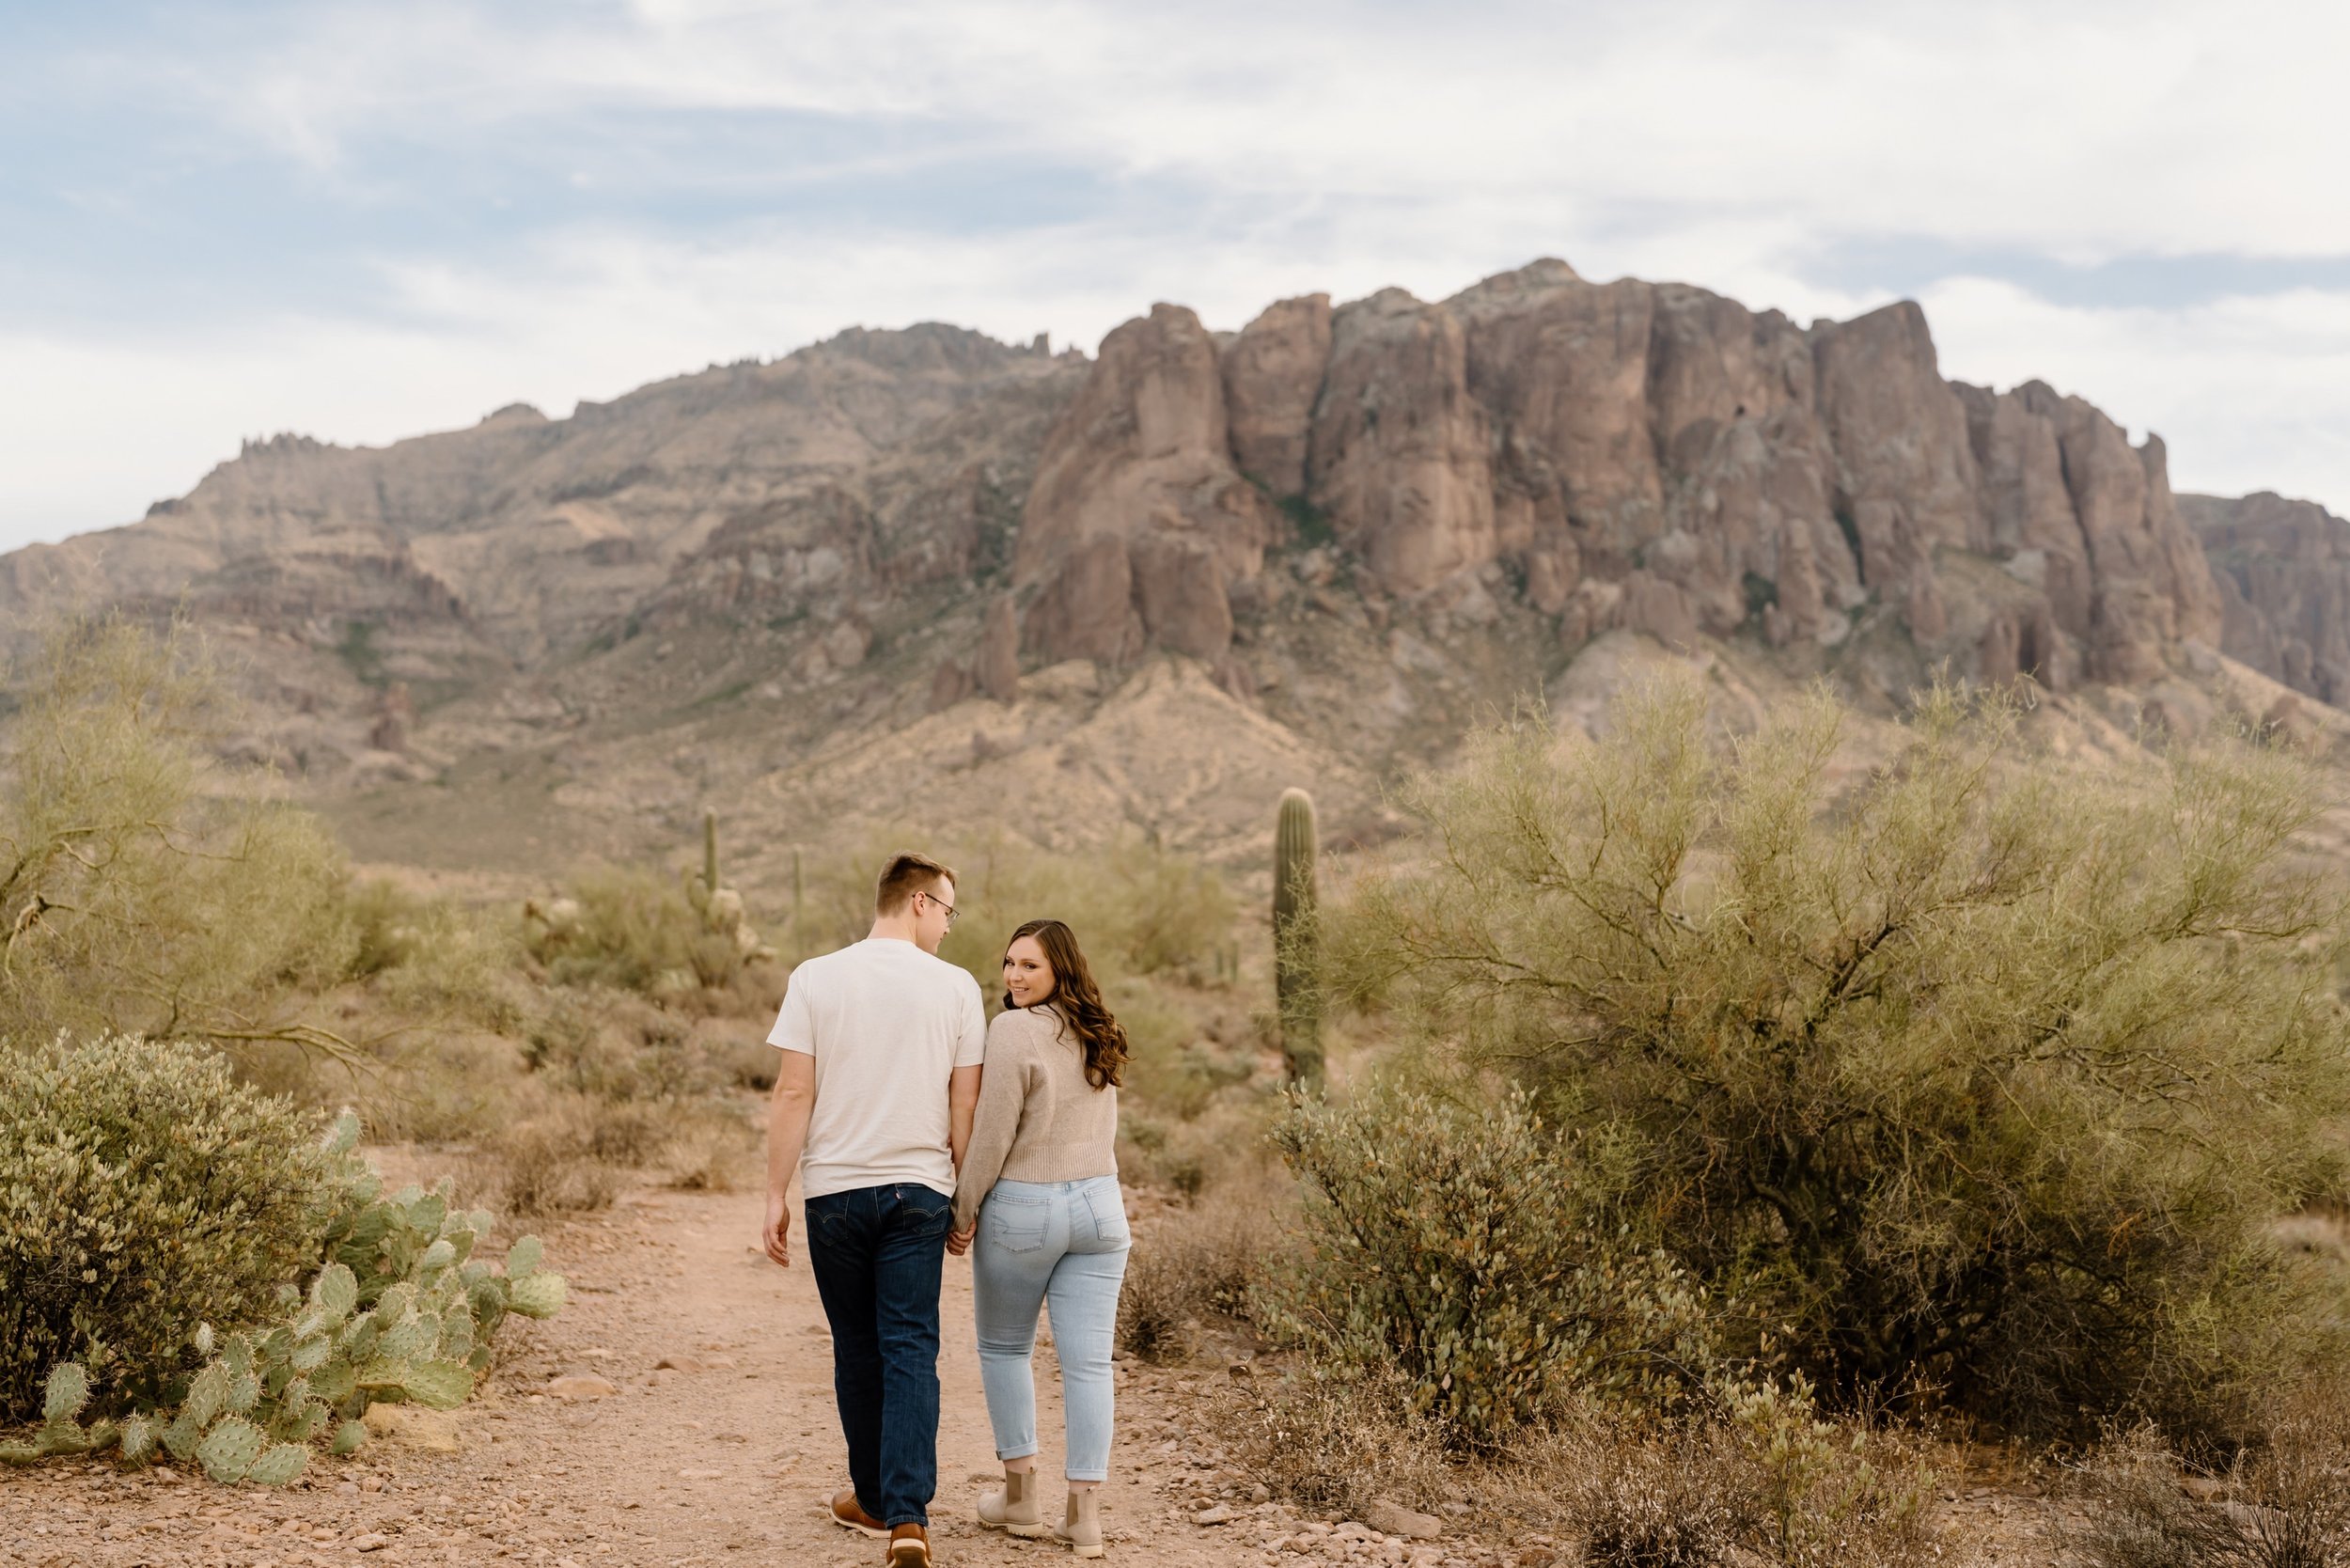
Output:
[1015,259,2228,694]
[975,593,1021,702]
[1222,294,1330,497]
[1012,305,1272,664]
[1305,289,1497,595]
[2182,491,2350,704]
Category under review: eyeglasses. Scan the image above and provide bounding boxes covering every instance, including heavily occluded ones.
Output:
[920,889,960,929]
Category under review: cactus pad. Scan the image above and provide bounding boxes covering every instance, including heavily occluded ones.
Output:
[330,1419,368,1456]
[381,1313,433,1364]
[118,1414,156,1463]
[196,1417,263,1482]
[246,1442,309,1487]
[161,1409,204,1462]
[41,1363,89,1427]
[313,1262,359,1317]
[506,1235,544,1278]
[507,1272,567,1319]
[184,1364,228,1428]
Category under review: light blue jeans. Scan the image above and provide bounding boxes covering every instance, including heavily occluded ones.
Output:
[972,1175,1130,1482]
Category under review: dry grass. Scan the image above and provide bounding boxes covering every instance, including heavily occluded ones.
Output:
[2059,1393,2350,1568]
[1220,1367,1460,1521]
[1569,1427,1744,1568]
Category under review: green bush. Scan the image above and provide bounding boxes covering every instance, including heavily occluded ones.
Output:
[0,1034,340,1421]
[338,876,517,1022]
[0,1040,568,1482]
[1261,1083,1716,1446]
[1,616,358,1057]
[527,866,750,996]
[1332,674,2350,1442]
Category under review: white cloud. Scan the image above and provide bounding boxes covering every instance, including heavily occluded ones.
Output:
[8,0,2349,550]
[1921,277,2350,504]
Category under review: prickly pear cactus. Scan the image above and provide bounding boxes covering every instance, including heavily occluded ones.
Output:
[12,1109,565,1486]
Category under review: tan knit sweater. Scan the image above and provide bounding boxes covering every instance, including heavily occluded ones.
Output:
[951,1004,1119,1231]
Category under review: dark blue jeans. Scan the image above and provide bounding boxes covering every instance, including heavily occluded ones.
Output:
[803,1183,953,1528]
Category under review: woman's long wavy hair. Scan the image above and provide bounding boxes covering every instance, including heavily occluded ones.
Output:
[1003,918,1128,1090]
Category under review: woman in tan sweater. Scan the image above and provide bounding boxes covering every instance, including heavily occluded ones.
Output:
[948,917,1127,1560]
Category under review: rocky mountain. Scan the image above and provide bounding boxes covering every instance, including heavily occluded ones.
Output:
[2,259,2341,889]
[2181,490,2350,708]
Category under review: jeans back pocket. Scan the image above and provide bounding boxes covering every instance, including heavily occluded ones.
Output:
[1079,1181,1131,1249]
[984,1193,1049,1255]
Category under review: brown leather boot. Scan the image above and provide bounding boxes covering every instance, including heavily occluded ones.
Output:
[828,1488,888,1538]
[886,1522,932,1566]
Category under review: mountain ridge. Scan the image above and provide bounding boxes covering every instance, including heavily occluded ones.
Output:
[4,261,2345,885]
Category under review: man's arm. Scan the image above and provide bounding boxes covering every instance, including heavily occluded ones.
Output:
[948,1063,982,1172]
[945,1061,985,1258]
[762,1050,817,1268]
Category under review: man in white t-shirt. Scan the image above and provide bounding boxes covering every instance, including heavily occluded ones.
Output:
[763,852,986,1568]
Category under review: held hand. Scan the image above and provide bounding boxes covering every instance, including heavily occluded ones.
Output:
[946,1223,976,1257]
[761,1194,792,1268]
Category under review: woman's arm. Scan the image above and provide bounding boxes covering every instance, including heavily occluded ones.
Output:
[951,1017,1035,1233]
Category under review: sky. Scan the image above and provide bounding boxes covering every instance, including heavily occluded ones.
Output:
[4,0,2347,552]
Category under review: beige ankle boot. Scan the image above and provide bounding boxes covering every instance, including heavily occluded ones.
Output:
[1058,1488,1104,1559]
[977,1467,1043,1537]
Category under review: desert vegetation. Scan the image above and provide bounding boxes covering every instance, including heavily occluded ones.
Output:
[10,612,2350,1566]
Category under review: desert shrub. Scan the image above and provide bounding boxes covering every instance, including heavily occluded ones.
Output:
[0,1033,342,1422]
[337,876,517,1022]
[1261,1082,1716,1445]
[659,1100,758,1192]
[2234,1393,2350,1568]
[4,1107,567,1482]
[2062,1426,2246,1568]
[1113,977,1251,1121]
[1223,1365,1459,1519]
[0,616,358,1057]
[527,866,755,996]
[472,1098,625,1218]
[1332,674,2350,1441]
[1723,1374,1934,1566]
[2063,1405,2350,1568]
[1574,1430,1743,1568]
[1116,1197,1265,1362]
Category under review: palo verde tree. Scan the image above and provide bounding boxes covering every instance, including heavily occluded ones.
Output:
[1330,671,2350,1443]
[0,615,356,1058]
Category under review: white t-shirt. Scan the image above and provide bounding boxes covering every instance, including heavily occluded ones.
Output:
[768,937,988,1200]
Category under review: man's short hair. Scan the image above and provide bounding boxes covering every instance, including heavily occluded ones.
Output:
[875,852,957,917]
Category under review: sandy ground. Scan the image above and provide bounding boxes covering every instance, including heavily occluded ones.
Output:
[0,1182,2067,1568]
[0,1185,1499,1568]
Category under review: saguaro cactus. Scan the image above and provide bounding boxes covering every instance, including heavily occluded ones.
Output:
[1274,787,1323,1087]
[702,808,720,904]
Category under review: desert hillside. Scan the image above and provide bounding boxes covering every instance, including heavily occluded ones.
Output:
[6,259,2347,891]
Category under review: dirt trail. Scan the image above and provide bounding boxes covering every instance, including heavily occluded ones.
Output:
[3,1181,2062,1567]
[0,1185,1460,1568]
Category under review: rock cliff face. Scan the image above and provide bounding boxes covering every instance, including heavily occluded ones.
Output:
[1011,259,2225,695]
[0,259,2330,874]
[2182,491,2350,704]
